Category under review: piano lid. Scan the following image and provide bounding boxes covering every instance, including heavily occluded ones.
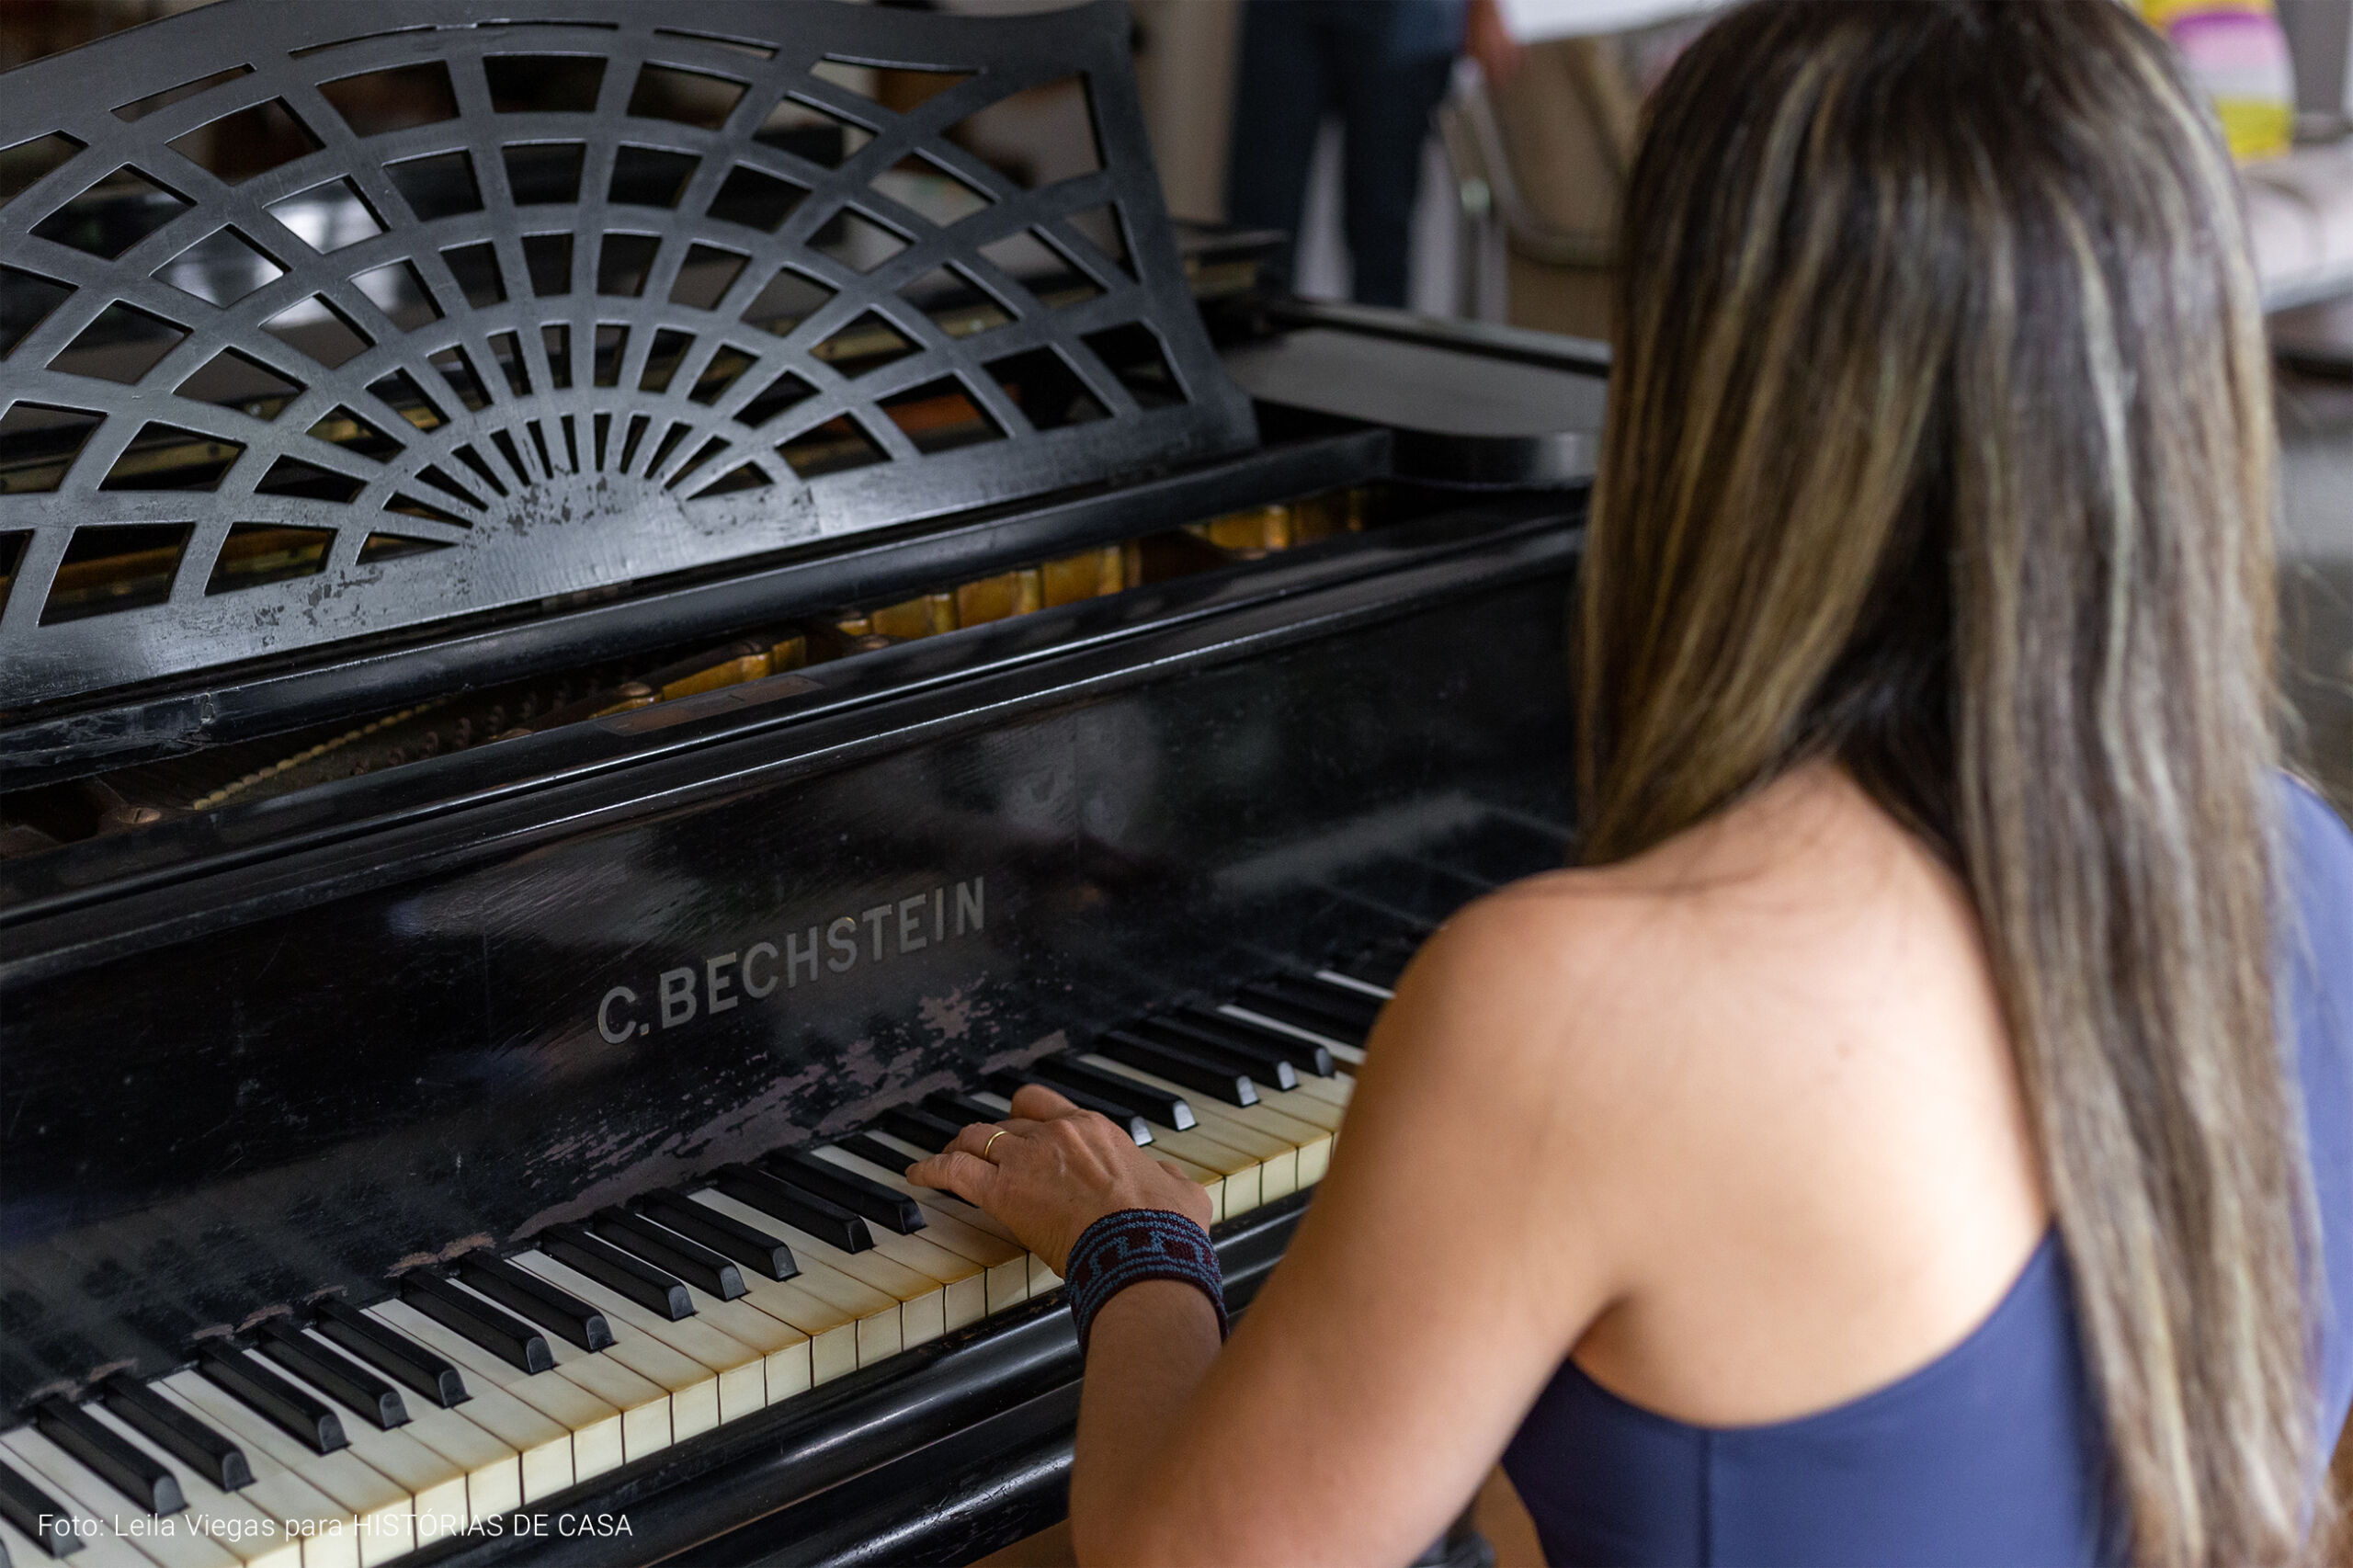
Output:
[0,0,1254,713]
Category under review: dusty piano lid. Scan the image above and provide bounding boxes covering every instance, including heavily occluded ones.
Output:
[1221,301,1608,488]
[0,0,1254,714]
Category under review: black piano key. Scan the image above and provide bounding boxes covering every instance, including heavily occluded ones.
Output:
[1032,1054,1197,1130]
[98,1375,250,1494]
[1163,1006,1334,1077]
[1238,976,1378,1043]
[541,1223,695,1320]
[312,1300,470,1409]
[0,1455,82,1557]
[1135,1013,1309,1086]
[197,1346,347,1455]
[1407,851,1508,892]
[1350,935,1420,986]
[633,1192,798,1282]
[455,1252,614,1352]
[1314,963,1395,999]
[761,1150,929,1235]
[1096,1029,1259,1106]
[589,1207,748,1301]
[982,1072,1154,1145]
[925,1090,1015,1131]
[29,1397,183,1516]
[1303,971,1392,1022]
[398,1272,554,1373]
[835,1132,919,1175]
[253,1323,409,1430]
[872,1104,965,1153]
[1124,1017,1298,1090]
[710,1165,874,1254]
[1331,945,1411,992]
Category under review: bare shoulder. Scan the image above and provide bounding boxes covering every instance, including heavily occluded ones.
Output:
[1377,858,1683,1104]
[1375,764,2020,1199]
[1392,767,1937,1067]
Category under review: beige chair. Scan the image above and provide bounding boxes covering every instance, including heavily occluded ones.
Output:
[1435,15,1705,340]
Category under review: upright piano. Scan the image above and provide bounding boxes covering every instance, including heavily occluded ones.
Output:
[0,3,1603,1562]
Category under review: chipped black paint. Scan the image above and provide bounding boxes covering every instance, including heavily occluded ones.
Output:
[0,514,1577,1403]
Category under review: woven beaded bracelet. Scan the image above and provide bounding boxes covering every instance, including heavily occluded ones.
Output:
[1064,1208,1229,1355]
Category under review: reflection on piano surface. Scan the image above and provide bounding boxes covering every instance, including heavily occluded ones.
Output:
[5,483,1371,838]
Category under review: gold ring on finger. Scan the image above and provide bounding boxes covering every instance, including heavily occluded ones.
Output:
[983,1128,1009,1161]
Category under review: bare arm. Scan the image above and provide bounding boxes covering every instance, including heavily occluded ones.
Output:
[910,896,1633,1564]
[911,765,2050,1561]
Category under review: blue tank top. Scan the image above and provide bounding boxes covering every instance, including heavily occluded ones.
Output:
[1501,779,2353,1567]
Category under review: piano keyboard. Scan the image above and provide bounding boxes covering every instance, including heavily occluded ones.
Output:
[0,947,1412,1568]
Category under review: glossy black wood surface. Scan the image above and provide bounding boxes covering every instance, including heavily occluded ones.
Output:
[0,503,1579,1406]
[0,431,1387,790]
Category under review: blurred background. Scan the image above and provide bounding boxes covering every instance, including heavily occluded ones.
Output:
[2,0,2350,812]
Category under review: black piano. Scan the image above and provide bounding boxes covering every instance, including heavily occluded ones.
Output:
[0,3,1601,1562]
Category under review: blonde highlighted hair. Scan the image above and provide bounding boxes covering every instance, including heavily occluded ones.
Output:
[1579,5,2310,1562]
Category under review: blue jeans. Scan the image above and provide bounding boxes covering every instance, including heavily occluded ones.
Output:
[1223,0,1461,308]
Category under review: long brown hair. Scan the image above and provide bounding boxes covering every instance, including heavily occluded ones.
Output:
[1577,4,2308,1562]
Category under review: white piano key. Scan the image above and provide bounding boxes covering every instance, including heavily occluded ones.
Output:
[1313,968,1394,1000]
[1080,1054,1333,1187]
[81,1407,301,1568]
[445,1283,674,1464]
[199,1381,450,1552]
[695,1267,861,1389]
[1097,1108,1278,1210]
[4,1507,146,1568]
[0,1426,237,1568]
[685,1192,903,1366]
[301,1326,521,1523]
[1290,1069,1358,1111]
[1198,1071,1346,1174]
[138,1386,355,1568]
[812,1147,1032,1312]
[152,1376,412,1568]
[1256,1082,1346,1133]
[1218,1003,1367,1067]
[1197,1066,1349,1132]
[871,1233,986,1334]
[694,1189,948,1348]
[752,1181,988,1333]
[654,1282,813,1408]
[366,1301,607,1490]
[349,1314,566,1506]
[509,1249,759,1425]
[256,1343,500,1533]
[507,1253,735,1437]
[0,1454,153,1568]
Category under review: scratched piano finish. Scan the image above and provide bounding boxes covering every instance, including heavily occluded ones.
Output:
[0,524,1574,1406]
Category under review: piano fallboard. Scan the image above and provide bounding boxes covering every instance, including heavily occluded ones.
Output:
[0,501,1579,1411]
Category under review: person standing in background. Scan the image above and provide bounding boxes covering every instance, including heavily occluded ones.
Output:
[1224,0,1519,308]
